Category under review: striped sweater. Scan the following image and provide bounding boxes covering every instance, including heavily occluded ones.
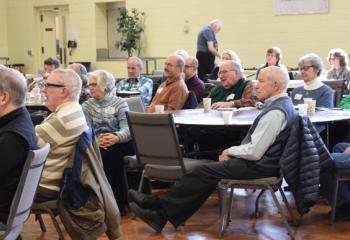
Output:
[36,101,88,192]
[82,95,131,143]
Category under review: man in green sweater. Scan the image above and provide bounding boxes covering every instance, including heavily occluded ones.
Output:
[210,61,258,108]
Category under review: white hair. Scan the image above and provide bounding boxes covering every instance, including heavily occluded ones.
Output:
[53,69,82,101]
[89,70,116,94]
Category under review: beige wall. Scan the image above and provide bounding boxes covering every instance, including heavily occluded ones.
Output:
[0,0,8,59]
[3,0,350,76]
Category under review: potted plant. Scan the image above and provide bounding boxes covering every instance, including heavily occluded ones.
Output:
[115,8,145,57]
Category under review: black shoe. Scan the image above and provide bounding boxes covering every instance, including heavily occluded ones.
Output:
[129,202,166,232]
[128,189,161,209]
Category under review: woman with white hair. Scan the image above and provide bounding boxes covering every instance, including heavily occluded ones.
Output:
[82,70,134,215]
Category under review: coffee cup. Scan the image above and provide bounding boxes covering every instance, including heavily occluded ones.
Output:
[304,98,316,116]
[155,105,165,113]
[298,104,308,116]
[203,98,211,112]
[222,111,233,124]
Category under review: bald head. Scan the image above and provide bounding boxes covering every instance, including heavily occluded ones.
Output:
[164,54,185,79]
[256,66,289,101]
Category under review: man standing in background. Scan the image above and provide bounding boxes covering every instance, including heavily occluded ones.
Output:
[196,19,222,79]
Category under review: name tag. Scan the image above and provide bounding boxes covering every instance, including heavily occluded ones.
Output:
[157,87,163,94]
[226,94,235,101]
[294,94,302,100]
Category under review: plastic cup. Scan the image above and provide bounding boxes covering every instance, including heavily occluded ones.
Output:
[203,98,212,112]
[222,111,233,124]
[304,98,316,116]
[155,105,165,113]
[298,104,308,116]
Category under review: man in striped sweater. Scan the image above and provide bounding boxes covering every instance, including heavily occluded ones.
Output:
[35,69,88,200]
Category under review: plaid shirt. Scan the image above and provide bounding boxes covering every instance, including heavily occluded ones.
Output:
[116,75,153,105]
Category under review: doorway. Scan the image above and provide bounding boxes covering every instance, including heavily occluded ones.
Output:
[39,6,70,68]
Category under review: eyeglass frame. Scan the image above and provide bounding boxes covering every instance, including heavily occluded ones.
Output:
[299,65,314,72]
[42,82,66,88]
[218,69,236,76]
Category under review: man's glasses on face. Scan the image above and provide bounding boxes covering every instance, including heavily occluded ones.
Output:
[218,70,235,76]
[42,82,65,88]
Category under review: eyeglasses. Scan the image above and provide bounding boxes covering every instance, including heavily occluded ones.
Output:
[164,62,177,68]
[88,83,97,87]
[299,65,314,72]
[42,82,65,88]
[218,70,235,76]
[184,65,194,69]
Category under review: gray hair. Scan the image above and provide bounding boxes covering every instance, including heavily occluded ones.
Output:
[220,60,244,78]
[89,70,116,94]
[222,50,241,64]
[209,19,222,28]
[177,56,185,72]
[52,69,82,101]
[128,56,143,69]
[298,53,324,77]
[263,66,289,90]
[0,67,27,106]
[186,56,199,69]
[175,49,189,59]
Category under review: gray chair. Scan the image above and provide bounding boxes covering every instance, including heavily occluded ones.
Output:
[323,79,346,107]
[218,175,296,238]
[125,96,146,112]
[330,169,350,225]
[0,143,50,240]
[126,112,211,192]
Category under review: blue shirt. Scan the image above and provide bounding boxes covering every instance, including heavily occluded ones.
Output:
[291,85,333,108]
[197,26,217,52]
[116,75,153,105]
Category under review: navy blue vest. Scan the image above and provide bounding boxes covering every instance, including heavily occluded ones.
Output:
[242,96,298,170]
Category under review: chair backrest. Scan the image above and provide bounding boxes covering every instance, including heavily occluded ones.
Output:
[204,83,216,98]
[125,96,146,112]
[323,79,346,107]
[3,143,50,238]
[182,91,198,109]
[126,112,186,172]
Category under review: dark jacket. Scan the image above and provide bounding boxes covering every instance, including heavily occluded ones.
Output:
[280,115,334,215]
[0,107,37,222]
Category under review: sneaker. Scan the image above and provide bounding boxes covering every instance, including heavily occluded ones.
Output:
[129,202,166,232]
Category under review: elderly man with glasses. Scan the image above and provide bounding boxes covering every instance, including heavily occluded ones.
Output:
[209,60,258,109]
[35,69,89,201]
[147,54,188,112]
[183,56,205,104]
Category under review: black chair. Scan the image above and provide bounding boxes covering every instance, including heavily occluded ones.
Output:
[182,91,198,109]
[323,79,346,107]
[204,83,216,98]
[330,169,350,224]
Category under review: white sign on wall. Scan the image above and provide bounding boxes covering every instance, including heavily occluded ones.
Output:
[274,0,329,15]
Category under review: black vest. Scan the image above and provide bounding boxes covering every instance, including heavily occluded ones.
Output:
[0,107,38,150]
[241,96,298,170]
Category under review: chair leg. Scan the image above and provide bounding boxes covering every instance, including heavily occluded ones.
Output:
[278,186,297,227]
[218,186,228,236]
[255,190,265,218]
[137,170,145,192]
[44,207,65,240]
[35,213,46,232]
[331,178,340,225]
[226,187,234,225]
[267,186,294,238]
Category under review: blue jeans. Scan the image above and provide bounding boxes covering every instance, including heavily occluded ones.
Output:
[331,143,350,169]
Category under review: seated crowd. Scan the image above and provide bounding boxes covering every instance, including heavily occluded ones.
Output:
[2,45,350,238]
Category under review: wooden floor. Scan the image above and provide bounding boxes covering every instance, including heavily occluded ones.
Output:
[21,189,350,240]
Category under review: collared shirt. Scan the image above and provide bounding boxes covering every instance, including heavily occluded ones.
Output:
[228,93,288,160]
[116,75,153,105]
[147,77,188,112]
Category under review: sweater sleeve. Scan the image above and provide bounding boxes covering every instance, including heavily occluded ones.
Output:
[114,101,131,143]
[317,86,334,108]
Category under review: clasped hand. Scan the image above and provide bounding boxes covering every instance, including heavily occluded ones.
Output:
[98,133,119,149]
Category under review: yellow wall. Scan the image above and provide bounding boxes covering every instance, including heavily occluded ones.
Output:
[3,0,350,76]
[0,0,8,59]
